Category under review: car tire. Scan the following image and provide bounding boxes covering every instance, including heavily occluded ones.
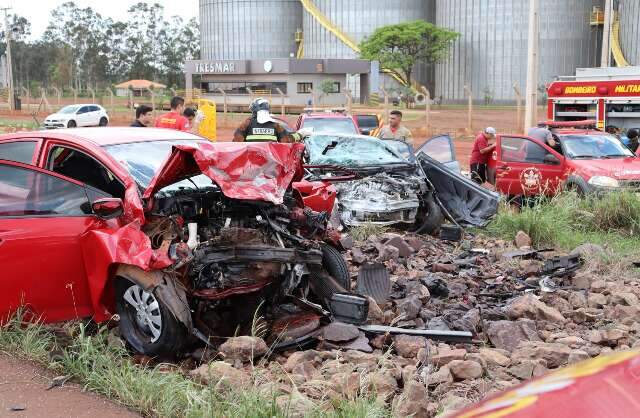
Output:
[414,193,444,235]
[67,120,76,128]
[321,244,351,292]
[115,278,187,357]
[99,117,108,127]
[565,177,589,196]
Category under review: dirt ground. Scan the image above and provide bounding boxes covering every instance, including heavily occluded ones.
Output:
[0,355,139,417]
[0,105,538,170]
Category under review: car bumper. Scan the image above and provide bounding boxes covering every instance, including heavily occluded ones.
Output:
[43,122,66,129]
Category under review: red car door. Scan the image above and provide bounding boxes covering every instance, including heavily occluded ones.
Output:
[494,135,565,197]
[0,160,100,322]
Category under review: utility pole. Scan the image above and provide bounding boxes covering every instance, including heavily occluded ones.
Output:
[1,7,13,111]
[601,0,613,67]
[524,0,539,131]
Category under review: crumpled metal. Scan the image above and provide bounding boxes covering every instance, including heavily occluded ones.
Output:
[143,142,306,204]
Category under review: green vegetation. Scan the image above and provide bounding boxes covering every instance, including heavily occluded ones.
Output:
[350,223,389,242]
[487,192,640,257]
[0,313,388,418]
[359,20,459,86]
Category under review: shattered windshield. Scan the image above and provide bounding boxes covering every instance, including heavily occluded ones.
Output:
[104,140,209,188]
[561,135,634,159]
[305,135,409,166]
[301,118,359,135]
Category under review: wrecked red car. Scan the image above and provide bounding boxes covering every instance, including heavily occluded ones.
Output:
[0,128,364,356]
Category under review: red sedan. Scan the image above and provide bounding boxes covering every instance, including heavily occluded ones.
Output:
[0,128,349,356]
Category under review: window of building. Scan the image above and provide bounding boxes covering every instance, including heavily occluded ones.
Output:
[327,81,340,94]
[297,82,313,94]
[202,81,287,95]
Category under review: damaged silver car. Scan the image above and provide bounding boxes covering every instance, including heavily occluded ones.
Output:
[304,135,444,233]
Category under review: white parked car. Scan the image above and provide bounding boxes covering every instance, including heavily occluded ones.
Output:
[44,104,109,129]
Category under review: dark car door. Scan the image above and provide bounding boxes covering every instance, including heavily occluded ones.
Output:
[0,160,99,322]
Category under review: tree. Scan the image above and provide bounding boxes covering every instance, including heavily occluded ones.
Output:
[359,20,459,86]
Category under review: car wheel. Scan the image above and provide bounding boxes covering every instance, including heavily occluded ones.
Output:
[413,193,444,235]
[67,120,76,128]
[98,117,108,127]
[115,278,187,357]
[321,244,350,291]
[566,178,589,196]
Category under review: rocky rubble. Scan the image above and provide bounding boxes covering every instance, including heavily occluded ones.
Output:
[138,231,640,417]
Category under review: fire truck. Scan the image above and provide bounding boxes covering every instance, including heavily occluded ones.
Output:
[547,67,640,133]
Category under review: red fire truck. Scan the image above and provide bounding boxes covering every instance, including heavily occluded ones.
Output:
[547,67,640,133]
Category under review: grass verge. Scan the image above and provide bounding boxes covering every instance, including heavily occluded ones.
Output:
[0,312,389,418]
[486,191,640,258]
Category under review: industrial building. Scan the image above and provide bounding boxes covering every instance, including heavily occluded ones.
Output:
[188,0,640,106]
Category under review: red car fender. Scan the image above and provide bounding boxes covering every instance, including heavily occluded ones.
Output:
[291,180,337,214]
[80,221,173,322]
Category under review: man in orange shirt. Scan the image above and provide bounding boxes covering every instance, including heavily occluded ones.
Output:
[155,96,190,131]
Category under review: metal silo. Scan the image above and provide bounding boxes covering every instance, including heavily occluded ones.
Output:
[618,0,640,66]
[435,0,603,104]
[301,0,434,89]
[200,0,302,60]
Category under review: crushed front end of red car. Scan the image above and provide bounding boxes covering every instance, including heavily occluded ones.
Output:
[88,142,362,356]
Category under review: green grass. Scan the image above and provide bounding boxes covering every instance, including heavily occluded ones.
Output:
[349,223,389,242]
[0,118,40,129]
[0,312,389,417]
[487,192,640,258]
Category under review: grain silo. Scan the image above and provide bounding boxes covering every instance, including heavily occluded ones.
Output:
[200,0,302,60]
[301,0,435,89]
[618,0,640,66]
[434,0,603,104]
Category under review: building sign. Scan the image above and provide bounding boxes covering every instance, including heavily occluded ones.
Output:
[195,62,236,74]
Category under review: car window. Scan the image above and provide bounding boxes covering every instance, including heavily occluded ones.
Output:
[502,137,551,164]
[89,105,100,112]
[355,115,379,129]
[305,135,408,166]
[0,164,91,217]
[77,106,90,114]
[418,135,455,163]
[301,118,359,135]
[0,141,36,164]
[47,146,125,198]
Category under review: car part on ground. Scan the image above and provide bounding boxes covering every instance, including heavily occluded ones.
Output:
[356,263,391,304]
[417,153,499,227]
[358,325,474,343]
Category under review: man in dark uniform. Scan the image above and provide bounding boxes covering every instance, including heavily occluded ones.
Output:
[234,98,307,143]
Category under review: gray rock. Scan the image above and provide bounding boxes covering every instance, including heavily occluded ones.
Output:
[486,319,541,351]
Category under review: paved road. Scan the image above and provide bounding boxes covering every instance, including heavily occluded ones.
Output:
[0,355,139,418]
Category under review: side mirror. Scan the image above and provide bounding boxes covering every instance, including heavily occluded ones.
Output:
[543,154,560,165]
[92,198,124,220]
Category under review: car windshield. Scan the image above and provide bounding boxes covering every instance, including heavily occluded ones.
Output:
[302,118,359,135]
[561,134,635,159]
[104,140,210,188]
[382,139,415,162]
[305,135,408,166]
[356,115,379,129]
[59,105,81,114]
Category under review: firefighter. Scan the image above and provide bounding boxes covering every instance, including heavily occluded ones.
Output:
[234,98,307,143]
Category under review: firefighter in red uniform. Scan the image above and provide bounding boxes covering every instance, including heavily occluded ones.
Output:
[155,96,190,131]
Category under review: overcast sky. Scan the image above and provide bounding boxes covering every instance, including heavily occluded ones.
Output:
[2,0,198,39]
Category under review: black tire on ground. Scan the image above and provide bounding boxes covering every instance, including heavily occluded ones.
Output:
[566,178,589,196]
[115,277,187,357]
[320,244,351,292]
[414,193,444,235]
[67,120,76,128]
[98,117,108,127]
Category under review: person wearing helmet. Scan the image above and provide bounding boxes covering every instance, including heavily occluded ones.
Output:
[234,98,305,143]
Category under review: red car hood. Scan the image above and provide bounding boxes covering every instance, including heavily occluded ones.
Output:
[570,157,640,179]
[453,349,640,418]
[142,142,305,204]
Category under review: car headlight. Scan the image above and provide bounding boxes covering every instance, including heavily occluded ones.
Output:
[588,176,620,188]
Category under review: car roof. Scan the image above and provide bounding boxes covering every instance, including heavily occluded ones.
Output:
[302,113,354,119]
[59,104,102,107]
[553,129,608,136]
[0,127,204,146]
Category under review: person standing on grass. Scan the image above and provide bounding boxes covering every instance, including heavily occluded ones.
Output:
[130,105,153,127]
[470,127,497,184]
[377,110,413,144]
[155,96,190,131]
